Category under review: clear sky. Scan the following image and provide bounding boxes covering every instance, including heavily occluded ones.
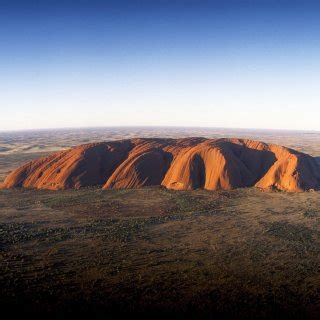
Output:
[1,0,320,131]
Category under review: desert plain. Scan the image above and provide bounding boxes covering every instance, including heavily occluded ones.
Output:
[1,127,320,318]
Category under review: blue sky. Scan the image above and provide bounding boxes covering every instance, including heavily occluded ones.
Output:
[1,0,320,131]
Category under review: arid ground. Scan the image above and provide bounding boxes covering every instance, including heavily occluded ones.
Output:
[1,127,320,318]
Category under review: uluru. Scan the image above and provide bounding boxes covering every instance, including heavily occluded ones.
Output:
[1,137,320,192]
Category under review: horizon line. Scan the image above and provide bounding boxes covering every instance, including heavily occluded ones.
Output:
[0,125,319,134]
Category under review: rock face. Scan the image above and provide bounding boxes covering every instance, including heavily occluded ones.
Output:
[1,138,320,192]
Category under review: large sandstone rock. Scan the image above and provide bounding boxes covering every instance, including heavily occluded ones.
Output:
[1,138,320,192]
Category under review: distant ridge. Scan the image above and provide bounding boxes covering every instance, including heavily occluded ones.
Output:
[1,138,320,192]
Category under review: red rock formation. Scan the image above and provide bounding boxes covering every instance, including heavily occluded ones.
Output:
[1,138,320,192]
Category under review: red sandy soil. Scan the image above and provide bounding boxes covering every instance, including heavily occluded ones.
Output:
[1,138,320,192]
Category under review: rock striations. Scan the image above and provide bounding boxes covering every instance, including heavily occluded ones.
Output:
[1,138,320,192]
